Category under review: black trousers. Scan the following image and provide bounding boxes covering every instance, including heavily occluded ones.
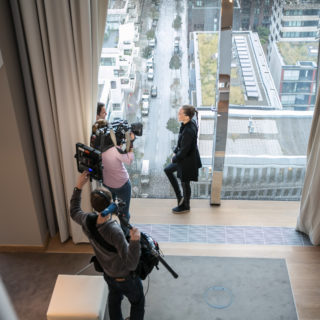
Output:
[164,163,191,204]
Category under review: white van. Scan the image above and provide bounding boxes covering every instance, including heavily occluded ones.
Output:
[141,160,150,185]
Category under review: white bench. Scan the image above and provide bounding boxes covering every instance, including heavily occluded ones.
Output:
[47,274,108,320]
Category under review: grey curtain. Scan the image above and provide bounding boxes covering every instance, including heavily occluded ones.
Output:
[10,0,108,243]
[296,39,320,245]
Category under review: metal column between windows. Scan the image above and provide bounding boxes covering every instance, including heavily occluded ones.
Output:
[210,0,234,205]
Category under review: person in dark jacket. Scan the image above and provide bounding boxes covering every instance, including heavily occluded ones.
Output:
[70,171,144,320]
[164,105,202,213]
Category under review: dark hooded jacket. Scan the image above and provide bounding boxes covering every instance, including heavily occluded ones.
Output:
[172,119,202,181]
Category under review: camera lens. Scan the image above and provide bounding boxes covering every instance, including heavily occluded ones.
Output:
[131,122,143,136]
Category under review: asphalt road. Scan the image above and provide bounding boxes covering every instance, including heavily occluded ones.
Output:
[129,0,189,197]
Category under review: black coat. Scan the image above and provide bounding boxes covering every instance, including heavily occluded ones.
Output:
[172,119,202,182]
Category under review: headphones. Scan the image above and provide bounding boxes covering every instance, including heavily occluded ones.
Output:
[92,190,109,203]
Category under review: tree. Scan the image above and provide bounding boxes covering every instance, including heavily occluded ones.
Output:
[257,26,269,45]
[175,0,183,14]
[142,46,152,59]
[172,15,182,30]
[146,28,155,40]
[151,8,160,20]
[166,118,180,134]
[169,54,181,70]
[170,78,181,108]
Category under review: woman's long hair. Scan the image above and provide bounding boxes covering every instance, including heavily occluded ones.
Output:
[181,104,199,125]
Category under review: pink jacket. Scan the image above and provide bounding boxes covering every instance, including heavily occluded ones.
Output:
[102,146,134,188]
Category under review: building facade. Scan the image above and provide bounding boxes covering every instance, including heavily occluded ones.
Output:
[267,0,319,110]
[99,19,139,121]
[268,0,320,44]
[239,0,274,31]
[187,0,241,34]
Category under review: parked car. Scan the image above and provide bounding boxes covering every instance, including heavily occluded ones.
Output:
[142,90,150,101]
[147,68,154,80]
[148,38,156,48]
[152,19,158,28]
[174,36,180,54]
[151,85,157,97]
[146,57,154,70]
[142,100,149,116]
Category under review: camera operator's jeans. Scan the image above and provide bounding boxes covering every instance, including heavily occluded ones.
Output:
[104,274,145,320]
[105,180,131,232]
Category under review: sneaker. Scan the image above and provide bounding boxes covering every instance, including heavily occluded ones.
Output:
[172,204,190,214]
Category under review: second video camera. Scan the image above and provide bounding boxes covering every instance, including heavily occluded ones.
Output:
[91,119,143,153]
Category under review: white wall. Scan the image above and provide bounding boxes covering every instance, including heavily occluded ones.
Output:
[269,42,283,93]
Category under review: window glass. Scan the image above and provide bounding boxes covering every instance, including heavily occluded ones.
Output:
[97,0,319,201]
[283,70,300,81]
[223,0,318,201]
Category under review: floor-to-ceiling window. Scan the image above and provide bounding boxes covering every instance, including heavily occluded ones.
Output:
[97,0,319,201]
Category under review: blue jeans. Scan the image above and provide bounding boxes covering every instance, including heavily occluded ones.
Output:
[104,274,145,320]
[105,180,131,232]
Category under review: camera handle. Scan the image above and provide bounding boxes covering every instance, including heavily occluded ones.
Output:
[118,213,179,279]
[154,252,179,279]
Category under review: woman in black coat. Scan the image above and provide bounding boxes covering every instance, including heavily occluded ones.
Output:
[164,105,202,213]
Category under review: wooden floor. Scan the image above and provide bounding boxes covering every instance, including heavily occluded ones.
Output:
[47,199,320,320]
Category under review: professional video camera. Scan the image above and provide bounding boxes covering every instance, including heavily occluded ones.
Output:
[75,119,143,182]
[75,143,103,181]
[90,119,143,153]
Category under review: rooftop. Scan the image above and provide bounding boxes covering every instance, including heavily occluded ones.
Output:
[197,33,246,106]
[197,33,218,106]
[197,31,279,108]
[103,30,119,48]
[277,41,318,66]
[198,110,312,166]
[108,0,127,10]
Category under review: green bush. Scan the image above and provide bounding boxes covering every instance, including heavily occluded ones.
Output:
[142,46,153,59]
[146,29,155,40]
[172,15,182,30]
[166,118,180,134]
[169,54,181,69]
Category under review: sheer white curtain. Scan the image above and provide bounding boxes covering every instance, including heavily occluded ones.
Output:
[15,0,108,243]
[296,41,320,245]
